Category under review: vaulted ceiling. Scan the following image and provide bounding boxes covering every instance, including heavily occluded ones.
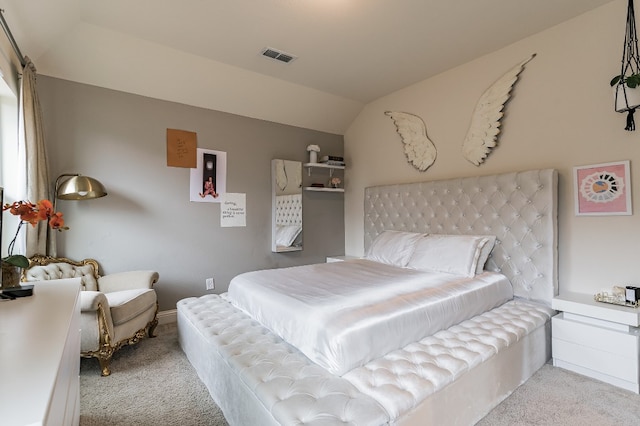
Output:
[2,0,617,133]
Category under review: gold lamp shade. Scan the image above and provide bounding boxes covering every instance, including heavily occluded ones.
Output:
[56,175,108,200]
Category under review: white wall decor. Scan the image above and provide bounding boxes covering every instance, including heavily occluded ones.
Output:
[384,111,437,171]
[462,53,536,166]
[220,193,247,227]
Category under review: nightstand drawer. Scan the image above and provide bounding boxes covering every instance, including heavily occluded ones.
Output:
[552,313,639,354]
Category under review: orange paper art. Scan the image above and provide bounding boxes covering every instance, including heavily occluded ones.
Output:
[167,128,197,168]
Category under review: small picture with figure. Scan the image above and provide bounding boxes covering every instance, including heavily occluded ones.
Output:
[190,148,227,203]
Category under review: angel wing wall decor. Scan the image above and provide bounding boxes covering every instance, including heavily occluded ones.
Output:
[462,53,536,166]
[385,111,437,172]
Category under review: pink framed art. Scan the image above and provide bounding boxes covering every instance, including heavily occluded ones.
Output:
[573,160,632,216]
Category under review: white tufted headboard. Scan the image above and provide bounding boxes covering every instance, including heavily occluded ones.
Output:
[275,194,302,226]
[364,169,558,307]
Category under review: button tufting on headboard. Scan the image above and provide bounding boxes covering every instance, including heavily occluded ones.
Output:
[364,169,558,307]
[275,194,302,226]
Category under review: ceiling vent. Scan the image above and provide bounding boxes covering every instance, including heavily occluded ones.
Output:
[261,47,297,64]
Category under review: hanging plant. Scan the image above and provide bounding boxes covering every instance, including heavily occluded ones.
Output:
[610,73,640,88]
[611,0,640,130]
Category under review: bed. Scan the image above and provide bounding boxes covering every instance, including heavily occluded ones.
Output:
[177,168,558,425]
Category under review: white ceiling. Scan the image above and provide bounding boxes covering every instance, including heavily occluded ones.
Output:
[2,0,617,132]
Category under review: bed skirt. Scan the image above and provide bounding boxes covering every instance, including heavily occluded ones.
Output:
[177,294,553,426]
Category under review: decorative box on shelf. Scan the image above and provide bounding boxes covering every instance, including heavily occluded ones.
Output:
[594,291,638,308]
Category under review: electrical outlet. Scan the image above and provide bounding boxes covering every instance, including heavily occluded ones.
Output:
[205,278,215,290]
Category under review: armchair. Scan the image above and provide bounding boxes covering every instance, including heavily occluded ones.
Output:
[22,254,159,376]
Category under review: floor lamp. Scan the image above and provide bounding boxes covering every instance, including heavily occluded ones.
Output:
[49,174,108,255]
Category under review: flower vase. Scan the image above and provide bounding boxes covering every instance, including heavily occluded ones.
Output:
[1,263,21,289]
[309,151,318,163]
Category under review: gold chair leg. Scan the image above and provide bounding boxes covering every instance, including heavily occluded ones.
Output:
[148,317,159,338]
[148,302,159,338]
[97,355,112,377]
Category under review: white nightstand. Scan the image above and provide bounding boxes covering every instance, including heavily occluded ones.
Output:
[326,255,360,263]
[552,292,640,393]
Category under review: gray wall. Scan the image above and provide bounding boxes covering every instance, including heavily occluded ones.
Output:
[38,76,345,311]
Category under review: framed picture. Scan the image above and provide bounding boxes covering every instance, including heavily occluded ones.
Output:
[190,148,227,203]
[573,160,632,216]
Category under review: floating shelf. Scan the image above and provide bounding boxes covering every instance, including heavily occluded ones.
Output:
[304,187,344,193]
[304,162,345,169]
[304,162,345,191]
[304,162,344,177]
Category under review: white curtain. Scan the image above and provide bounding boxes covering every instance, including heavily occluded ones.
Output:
[20,56,52,257]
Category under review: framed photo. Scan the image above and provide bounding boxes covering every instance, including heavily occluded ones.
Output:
[573,160,632,216]
[190,148,227,203]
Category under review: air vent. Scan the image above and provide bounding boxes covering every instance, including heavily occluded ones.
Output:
[261,47,297,64]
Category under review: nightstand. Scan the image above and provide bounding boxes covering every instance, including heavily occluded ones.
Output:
[552,292,640,393]
[326,255,360,263]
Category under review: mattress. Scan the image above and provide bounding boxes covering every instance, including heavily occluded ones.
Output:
[227,259,513,375]
[177,294,553,425]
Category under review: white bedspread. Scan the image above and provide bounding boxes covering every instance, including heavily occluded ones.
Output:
[227,259,513,375]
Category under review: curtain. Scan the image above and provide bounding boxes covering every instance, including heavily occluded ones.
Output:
[20,56,52,257]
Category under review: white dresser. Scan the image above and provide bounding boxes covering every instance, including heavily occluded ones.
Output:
[552,291,640,393]
[0,278,82,426]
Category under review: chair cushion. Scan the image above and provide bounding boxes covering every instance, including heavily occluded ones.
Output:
[105,289,157,326]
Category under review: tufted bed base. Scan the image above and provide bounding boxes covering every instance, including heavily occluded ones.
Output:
[178,294,553,425]
[178,169,558,425]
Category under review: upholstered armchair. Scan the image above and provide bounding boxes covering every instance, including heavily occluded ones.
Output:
[22,254,159,376]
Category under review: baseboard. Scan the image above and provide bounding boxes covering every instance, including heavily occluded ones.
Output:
[158,309,177,325]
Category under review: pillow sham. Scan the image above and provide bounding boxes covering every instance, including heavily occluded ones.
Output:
[475,235,496,274]
[365,230,424,267]
[406,234,492,277]
[275,225,302,247]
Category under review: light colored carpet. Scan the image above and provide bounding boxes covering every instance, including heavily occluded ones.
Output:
[478,362,640,426]
[81,323,640,426]
[80,323,228,426]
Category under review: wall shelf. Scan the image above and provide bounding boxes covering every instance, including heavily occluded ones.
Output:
[304,162,345,192]
[304,187,344,193]
[304,162,344,177]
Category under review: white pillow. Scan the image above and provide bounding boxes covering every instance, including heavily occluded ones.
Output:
[365,230,424,267]
[406,234,492,277]
[475,235,496,274]
[275,225,302,247]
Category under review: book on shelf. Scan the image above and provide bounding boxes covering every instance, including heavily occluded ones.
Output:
[320,155,344,162]
[319,160,345,166]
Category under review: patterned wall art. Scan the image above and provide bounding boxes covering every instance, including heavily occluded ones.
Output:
[573,160,632,216]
